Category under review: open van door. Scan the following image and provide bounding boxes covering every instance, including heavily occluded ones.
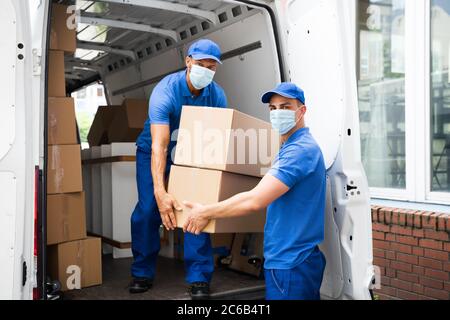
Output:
[276,0,375,299]
[0,0,44,300]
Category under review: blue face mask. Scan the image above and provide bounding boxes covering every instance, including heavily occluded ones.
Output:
[189,64,215,90]
[270,109,299,135]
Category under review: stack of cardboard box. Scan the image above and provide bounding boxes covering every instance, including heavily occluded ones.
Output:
[168,106,279,276]
[46,4,102,291]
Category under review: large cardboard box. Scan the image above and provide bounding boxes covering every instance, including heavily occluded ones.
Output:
[48,50,66,97]
[168,165,266,233]
[47,237,102,291]
[87,106,121,147]
[174,106,279,178]
[229,233,264,277]
[48,97,77,145]
[50,4,76,53]
[107,99,148,143]
[47,192,87,245]
[47,145,83,194]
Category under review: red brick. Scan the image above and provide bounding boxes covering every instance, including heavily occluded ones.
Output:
[373,240,390,250]
[386,268,396,277]
[385,233,396,242]
[413,265,425,276]
[390,278,412,291]
[373,257,390,268]
[391,225,413,236]
[413,228,425,238]
[419,239,443,250]
[419,277,444,290]
[413,212,423,229]
[391,242,412,254]
[380,276,391,286]
[391,261,412,273]
[373,248,385,258]
[412,283,424,295]
[413,246,424,256]
[425,269,449,281]
[373,231,385,241]
[397,271,419,283]
[437,215,447,231]
[391,211,399,225]
[385,250,396,260]
[371,209,379,222]
[424,229,449,241]
[444,282,450,291]
[373,223,390,233]
[379,209,389,224]
[398,210,407,226]
[397,235,418,246]
[406,213,415,228]
[424,249,449,261]
[418,257,443,270]
[424,287,449,300]
[444,262,450,272]
[376,286,397,298]
[384,211,392,225]
[397,252,418,265]
[397,289,433,300]
[446,217,450,231]
[422,212,437,230]
[444,242,450,252]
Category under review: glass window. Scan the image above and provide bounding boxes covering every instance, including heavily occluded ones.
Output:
[431,0,450,192]
[358,0,406,189]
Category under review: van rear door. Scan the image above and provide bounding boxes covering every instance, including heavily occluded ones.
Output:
[0,0,38,300]
[277,0,375,299]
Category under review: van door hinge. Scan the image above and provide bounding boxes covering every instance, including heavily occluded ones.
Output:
[32,48,42,76]
[22,261,27,286]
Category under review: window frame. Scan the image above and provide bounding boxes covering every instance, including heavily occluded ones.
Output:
[357,0,450,204]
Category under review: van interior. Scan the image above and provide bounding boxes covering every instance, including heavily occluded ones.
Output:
[45,0,284,300]
[44,0,363,300]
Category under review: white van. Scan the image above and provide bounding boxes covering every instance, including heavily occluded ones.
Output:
[0,0,375,300]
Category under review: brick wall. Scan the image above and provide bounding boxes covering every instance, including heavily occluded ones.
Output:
[371,206,450,300]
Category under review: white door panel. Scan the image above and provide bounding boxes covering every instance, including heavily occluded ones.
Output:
[0,1,16,161]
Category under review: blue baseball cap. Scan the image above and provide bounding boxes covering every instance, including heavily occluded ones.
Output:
[187,39,222,64]
[261,83,306,105]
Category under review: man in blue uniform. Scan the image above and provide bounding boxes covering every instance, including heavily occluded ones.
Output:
[129,39,227,299]
[182,83,327,300]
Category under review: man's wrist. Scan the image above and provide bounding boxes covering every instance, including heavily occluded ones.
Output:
[154,187,166,197]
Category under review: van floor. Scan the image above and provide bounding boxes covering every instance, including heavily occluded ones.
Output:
[63,255,265,300]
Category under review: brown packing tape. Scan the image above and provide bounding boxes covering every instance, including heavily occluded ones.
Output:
[50,146,64,192]
[48,113,57,145]
[76,240,85,287]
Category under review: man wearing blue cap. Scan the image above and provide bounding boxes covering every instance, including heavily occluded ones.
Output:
[182,83,327,300]
[129,39,227,299]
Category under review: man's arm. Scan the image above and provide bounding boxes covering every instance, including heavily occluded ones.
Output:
[183,174,289,235]
[151,124,181,230]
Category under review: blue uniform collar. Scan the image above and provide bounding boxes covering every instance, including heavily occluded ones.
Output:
[285,127,310,144]
[181,70,211,98]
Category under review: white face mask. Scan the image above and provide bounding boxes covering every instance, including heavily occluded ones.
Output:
[270,109,302,135]
[189,64,215,90]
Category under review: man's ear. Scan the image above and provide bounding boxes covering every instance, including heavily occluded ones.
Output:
[185,56,192,69]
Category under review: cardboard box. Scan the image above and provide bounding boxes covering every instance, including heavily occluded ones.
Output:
[48,97,78,145]
[229,233,264,277]
[173,231,234,266]
[47,237,102,291]
[107,99,148,143]
[48,50,66,97]
[47,192,87,245]
[87,106,121,147]
[174,106,279,178]
[168,165,266,233]
[47,145,83,194]
[50,3,76,53]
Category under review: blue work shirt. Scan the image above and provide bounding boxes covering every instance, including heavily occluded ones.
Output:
[136,70,228,161]
[265,127,326,270]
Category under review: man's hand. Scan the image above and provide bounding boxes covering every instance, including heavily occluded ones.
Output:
[183,201,211,235]
[155,191,181,230]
